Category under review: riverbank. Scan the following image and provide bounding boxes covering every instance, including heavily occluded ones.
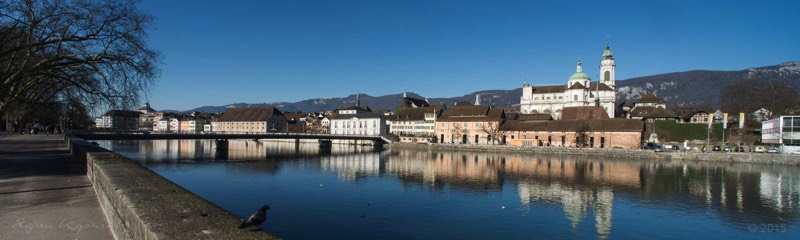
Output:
[391,143,800,166]
[68,137,280,239]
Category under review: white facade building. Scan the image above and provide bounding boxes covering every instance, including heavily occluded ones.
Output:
[520,42,617,119]
[330,106,386,136]
[762,116,800,153]
[95,110,140,130]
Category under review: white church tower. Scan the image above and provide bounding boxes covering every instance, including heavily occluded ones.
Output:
[599,40,615,89]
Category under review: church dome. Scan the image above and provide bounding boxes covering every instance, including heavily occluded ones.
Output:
[602,48,613,59]
[569,58,591,80]
[569,72,590,80]
[602,41,613,59]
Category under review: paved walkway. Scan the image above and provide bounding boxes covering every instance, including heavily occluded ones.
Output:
[0,134,114,240]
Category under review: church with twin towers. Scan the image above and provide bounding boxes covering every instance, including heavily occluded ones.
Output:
[519,41,617,119]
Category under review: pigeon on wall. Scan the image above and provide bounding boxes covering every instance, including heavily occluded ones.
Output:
[238,205,270,229]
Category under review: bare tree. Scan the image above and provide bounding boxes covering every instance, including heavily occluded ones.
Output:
[451,123,464,143]
[720,79,798,119]
[0,0,160,114]
[480,122,507,145]
[573,122,590,148]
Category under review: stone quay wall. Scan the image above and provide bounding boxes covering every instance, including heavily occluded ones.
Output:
[68,138,279,240]
[391,143,800,166]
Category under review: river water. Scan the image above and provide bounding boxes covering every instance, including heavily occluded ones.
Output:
[98,139,800,239]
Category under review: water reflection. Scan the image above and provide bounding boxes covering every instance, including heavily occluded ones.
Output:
[99,140,800,239]
[100,139,377,162]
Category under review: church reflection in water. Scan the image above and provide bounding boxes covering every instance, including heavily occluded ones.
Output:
[100,140,800,238]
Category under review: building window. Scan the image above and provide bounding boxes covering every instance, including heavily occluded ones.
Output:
[573,95,578,101]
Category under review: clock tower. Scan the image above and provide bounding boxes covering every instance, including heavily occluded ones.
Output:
[600,41,616,89]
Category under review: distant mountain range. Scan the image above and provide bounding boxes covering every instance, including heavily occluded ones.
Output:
[181,62,800,113]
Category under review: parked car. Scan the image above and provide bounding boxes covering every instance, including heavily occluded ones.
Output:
[643,143,663,152]
[671,145,680,151]
[767,147,779,153]
[754,146,766,153]
[712,146,721,152]
[734,146,744,152]
[723,146,732,152]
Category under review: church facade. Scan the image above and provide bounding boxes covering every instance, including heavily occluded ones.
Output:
[520,42,617,119]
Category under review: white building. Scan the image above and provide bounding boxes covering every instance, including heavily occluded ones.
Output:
[330,106,386,136]
[389,93,446,142]
[762,116,800,153]
[390,107,441,142]
[95,110,140,130]
[520,42,617,119]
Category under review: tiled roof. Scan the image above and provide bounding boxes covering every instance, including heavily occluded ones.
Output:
[438,105,504,122]
[430,102,448,110]
[138,106,156,112]
[283,112,307,121]
[338,105,373,112]
[400,97,430,108]
[216,106,284,122]
[617,100,635,108]
[561,107,610,120]
[515,113,553,122]
[532,85,567,94]
[675,109,708,121]
[504,119,644,132]
[637,92,666,104]
[394,107,438,121]
[630,106,678,119]
[568,82,587,90]
[588,82,614,91]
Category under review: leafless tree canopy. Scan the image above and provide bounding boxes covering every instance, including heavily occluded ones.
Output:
[480,122,507,145]
[0,0,160,113]
[720,79,798,119]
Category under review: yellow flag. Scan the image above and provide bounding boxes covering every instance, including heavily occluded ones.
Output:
[739,112,745,128]
[708,113,714,129]
[723,113,728,129]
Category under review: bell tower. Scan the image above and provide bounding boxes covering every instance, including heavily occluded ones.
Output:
[600,40,615,89]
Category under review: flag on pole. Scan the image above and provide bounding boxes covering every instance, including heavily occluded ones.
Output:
[723,113,728,129]
[739,112,745,128]
[708,113,714,129]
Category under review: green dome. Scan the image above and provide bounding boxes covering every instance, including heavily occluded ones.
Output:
[602,47,613,59]
[569,72,590,80]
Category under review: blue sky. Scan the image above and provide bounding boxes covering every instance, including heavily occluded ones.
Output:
[140,0,800,111]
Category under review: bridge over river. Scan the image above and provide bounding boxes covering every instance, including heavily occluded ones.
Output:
[67,131,391,157]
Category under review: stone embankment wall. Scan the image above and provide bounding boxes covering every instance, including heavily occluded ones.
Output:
[68,138,279,240]
[392,143,800,166]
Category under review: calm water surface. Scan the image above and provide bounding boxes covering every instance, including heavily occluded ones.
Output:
[99,139,800,239]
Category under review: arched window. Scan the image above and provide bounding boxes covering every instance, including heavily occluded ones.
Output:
[604,71,611,81]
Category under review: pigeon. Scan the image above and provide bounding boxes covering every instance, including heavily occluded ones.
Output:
[238,205,269,229]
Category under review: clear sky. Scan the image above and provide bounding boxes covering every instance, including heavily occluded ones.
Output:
[139,0,800,111]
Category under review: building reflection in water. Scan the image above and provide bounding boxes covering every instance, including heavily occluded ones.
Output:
[101,139,379,162]
[99,140,800,238]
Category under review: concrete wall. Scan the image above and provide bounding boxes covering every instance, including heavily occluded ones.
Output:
[68,138,279,240]
[393,143,800,165]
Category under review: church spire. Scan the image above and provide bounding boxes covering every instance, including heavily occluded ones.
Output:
[576,58,583,72]
[356,92,361,107]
